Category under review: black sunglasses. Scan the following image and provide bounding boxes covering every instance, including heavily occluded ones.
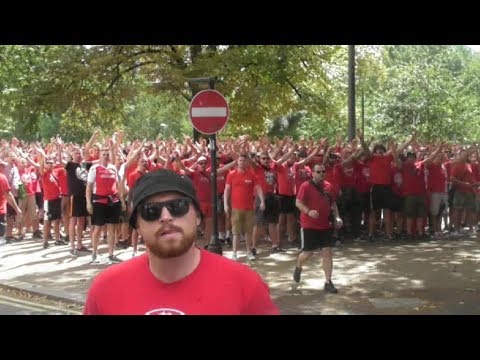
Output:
[315,170,326,174]
[139,198,192,221]
[261,157,269,160]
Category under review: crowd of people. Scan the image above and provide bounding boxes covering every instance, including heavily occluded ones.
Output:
[1,129,478,302]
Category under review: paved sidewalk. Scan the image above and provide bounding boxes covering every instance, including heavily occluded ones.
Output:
[1,234,480,314]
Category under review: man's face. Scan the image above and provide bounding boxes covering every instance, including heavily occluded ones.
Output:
[100,151,110,162]
[45,158,55,169]
[237,156,246,170]
[138,157,147,170]
[72,150,82,163]
[8,152,16,164]
[260,154,270,166]
[136,192,199,259]
[313,164,326,182]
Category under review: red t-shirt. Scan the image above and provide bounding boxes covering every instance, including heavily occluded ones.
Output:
[87,164,119,203]
[401,161,426,196]
[127,170,145,191]
[471,162,480,195]
[147,160,163,172]
[354,161,370,193]
[19,167,36,196]
[53,166,68,196]
[292,164,311,195]
[276,163,295,196]
[226,169,257,210]
[391,165,403,197]
[30,168,41,193]
[296,180,337,230]
[0,173,11,214]
[324,162,337,187]
[426,162,448,193]
[41,170,61,201]
[216,169,227,195]
[84,250,279,315]
[254,164,277,194]
[333,162,356,188]
[190,170,211,203]
[368,153,394,185]
[450,162,474,194]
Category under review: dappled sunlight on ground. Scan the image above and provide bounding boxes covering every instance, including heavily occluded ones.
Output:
[1,234,480,314]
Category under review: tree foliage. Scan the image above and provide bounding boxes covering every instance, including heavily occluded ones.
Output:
[1,45,480,143]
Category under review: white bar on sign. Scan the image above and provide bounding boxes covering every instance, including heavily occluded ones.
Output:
[191,107,227,117]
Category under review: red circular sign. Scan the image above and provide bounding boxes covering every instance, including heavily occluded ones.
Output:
[189,90,229,135]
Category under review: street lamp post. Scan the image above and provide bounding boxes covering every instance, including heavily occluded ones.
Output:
[348,45,356,141]
[186,77,223,255]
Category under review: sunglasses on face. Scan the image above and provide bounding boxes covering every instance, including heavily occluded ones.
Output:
[261,157,269,160]
[139,198,192,221]
[315,170,326,174]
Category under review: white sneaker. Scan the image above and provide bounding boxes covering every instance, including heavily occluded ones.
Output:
[247,253,255,261]
[232,252,237,261]
[91,253,100,264]
[132,251,137,257]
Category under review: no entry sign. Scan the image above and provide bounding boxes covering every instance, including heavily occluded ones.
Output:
[189,89,229,135]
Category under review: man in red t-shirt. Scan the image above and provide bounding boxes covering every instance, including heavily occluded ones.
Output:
[224,155,264,261]
[293,163,342,294]
[39,154,64,248]
[450,148,477,235]
[183,155,236,249]
[84,169,279,315]
[86,148,126,264]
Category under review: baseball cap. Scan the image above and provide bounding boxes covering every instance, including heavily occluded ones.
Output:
[129,169,201,228]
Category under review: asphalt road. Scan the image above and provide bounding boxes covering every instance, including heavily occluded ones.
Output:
[0,292,82,315]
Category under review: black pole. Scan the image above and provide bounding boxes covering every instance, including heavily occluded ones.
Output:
[186,76,222,255]
[207,133,222,255]
[361,90,365,136]
[206,81,222,255]
[348,45,356,141]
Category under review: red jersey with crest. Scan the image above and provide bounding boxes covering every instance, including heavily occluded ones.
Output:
[84,249,279,315]
[87,164,119,203]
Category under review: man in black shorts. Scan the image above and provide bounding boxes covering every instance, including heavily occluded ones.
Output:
[65,147,92,255]
[293,163,342,293]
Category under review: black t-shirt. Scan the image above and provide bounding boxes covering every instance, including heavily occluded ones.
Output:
[65,161,92,196]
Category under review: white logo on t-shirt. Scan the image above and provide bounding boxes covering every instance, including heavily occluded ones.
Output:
[145,308,185,315]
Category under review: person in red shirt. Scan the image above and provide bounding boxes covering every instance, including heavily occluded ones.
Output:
[84,169,279,315]
[39,154,65,248]
[333,147,364,241]
[425,144,448,238]
[182,155,236,249]
[277,143,322,248]
[53,163,69,242]
[450,148,477,235]
[398,146,441,239]
[86,148,126,264]
[293,163,342,294]
[126,155,149,256]
[224,155,265,261]
[359,131,414,242]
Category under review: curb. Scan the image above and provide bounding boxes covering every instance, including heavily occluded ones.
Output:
[0,281,86,306]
